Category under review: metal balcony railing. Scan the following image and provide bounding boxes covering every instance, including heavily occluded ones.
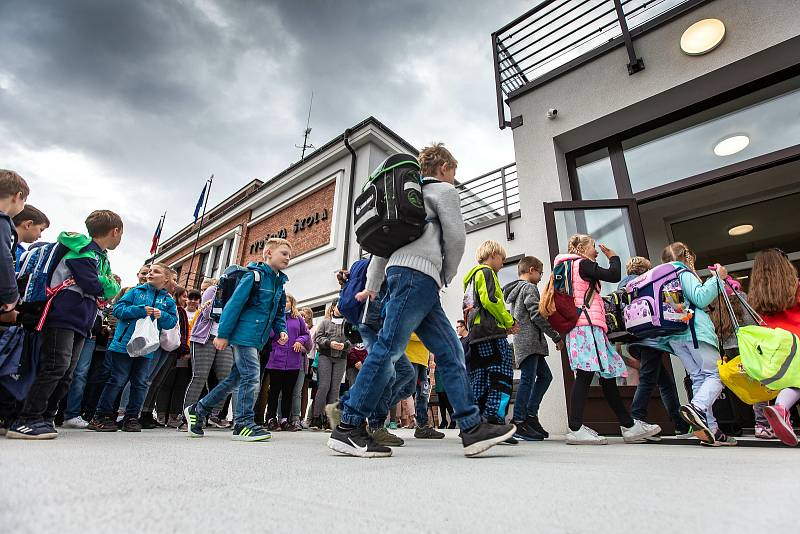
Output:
[492,0,708,129]
[456,163,519,239]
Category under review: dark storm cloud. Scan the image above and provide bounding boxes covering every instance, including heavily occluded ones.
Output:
[0,0,527,281]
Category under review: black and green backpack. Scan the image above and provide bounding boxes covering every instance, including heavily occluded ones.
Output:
[353,153,429,258]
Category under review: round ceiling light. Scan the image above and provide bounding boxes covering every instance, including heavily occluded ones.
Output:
[681,18,726,55]
[714,135,749,156]
[728,224,753,236]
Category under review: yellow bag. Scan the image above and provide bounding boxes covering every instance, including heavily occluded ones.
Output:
[718,356,778,405]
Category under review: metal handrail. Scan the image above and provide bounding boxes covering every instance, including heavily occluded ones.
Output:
[492,0,707,129]
[456,163,519,240]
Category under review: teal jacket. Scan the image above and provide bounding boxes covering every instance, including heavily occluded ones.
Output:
[650,262,721,351]
[217,262,288,349]
[109,284,177,358]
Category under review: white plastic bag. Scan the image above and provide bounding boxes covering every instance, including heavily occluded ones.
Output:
[159,320,181,352]
[127,317,161,357]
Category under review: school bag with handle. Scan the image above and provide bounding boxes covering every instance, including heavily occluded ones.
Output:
[712,275,778,404]
[211,265,262,322]
[538,260,595,336]
[353,154,429,258]
[16,242,73,331]
[623,263,696,342]
[603,289,638,342]
[338,258,370,325]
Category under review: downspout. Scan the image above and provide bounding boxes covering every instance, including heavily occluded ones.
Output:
[341,128,357,269]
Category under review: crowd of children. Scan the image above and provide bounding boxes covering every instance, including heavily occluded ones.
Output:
[1,138,798,456]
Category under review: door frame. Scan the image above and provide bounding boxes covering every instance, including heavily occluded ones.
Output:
[542,198,678,434]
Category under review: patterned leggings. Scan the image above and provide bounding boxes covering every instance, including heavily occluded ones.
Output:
[468,338,514,422]
[183,337,234,414]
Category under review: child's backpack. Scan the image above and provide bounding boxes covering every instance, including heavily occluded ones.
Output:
[603,289,637,342]
[623,263,695,341]
[353,154,429,258]
[16,242,73,331]
[539,260,596,336]
[210,265,262,322]
[338,258,370,325]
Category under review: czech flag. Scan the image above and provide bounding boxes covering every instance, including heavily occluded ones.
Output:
[150,216,164,255]
[193,183,207,224]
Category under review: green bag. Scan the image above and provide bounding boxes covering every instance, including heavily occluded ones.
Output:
[738,325,800,390]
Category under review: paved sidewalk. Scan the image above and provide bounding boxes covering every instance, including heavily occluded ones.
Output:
[1,427,796,533]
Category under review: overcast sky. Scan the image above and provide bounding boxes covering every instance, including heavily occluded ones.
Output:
[0,0,529,286]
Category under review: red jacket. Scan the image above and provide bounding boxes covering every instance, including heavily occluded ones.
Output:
[763,305,800,337]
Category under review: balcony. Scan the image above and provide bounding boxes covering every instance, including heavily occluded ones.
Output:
[492,0,709,129]
[456,163,519,239]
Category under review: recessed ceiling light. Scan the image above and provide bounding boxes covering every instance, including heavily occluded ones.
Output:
[714,135,750,156]
[728,224,753,236]
[681,18,726,55]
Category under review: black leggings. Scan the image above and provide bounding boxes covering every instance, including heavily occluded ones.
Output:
[569,369,634,431]
[438,391,453,427]
[266,369,297,421]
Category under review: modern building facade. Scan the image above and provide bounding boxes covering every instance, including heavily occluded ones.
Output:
[468,0,800,434]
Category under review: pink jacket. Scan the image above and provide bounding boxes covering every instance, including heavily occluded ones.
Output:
[554,254,607,332]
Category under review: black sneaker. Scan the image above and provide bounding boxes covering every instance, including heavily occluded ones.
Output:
[6,419,58,440]
[500,436,519,445]
[513,421,545,442]
[232,424,271,442]
[679,403,714,444]
[414,425,445,439]
[525,416,549,439]
[88,416,119,432]
[139,413,163,430]
[328,423,392,458]
[122,417,142,432]
[183,404,204,438]
[461,421,516,457]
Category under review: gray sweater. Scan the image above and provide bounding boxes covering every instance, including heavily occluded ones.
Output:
[365,180,466,292]
[503,279,561,366]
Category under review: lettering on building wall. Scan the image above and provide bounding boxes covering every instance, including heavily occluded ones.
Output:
[248,209,329,255]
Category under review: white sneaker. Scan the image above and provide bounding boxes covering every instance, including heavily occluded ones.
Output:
[621,419,661,443]
[62,416,90,429]
[566,425,608,445]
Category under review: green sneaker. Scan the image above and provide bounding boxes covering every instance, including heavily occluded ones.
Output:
[369,426,405,447]
[232,424,271,442]
[414,425,445,439]
[387,421,398,430]
[183,404,204,437]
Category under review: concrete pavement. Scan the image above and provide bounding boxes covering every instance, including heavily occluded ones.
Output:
[1,427,796,533]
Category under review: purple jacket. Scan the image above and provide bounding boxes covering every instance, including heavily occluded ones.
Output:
[266,313,310,371]
[190,285,218,344]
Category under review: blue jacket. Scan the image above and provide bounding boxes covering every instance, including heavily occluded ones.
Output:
[217,262,287,349]
[108,283,177,357]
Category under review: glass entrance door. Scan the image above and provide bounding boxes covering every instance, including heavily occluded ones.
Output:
[543,199,676,434]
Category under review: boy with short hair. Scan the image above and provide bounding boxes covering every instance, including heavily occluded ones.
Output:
[330,143,515,458]
[0,169,28,311]
[9,210,122,439]
[503,256,562,441]
[12,204,50,268]
[185,238,291,442]
[463,240,519,429]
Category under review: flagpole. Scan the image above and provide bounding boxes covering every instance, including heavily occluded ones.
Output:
[184,174,214,287]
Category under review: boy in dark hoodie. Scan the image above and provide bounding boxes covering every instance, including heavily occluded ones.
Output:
[12,204,50,270]
[463,240,519,428]
[503,256,562,441]
[0,170,28,311]
[9,210,122,440]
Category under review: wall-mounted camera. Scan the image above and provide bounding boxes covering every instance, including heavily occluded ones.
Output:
[547,108,558,120]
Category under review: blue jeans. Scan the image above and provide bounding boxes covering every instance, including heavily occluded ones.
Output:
[357,325,417,430]
[629,345,687,432]
[119,348,166,412]
[414,363,431,426]
[63,338,97,420]
[197,345,260,428]
[340,267,481,430]
[511,355,552,422]
[96,351,151,418]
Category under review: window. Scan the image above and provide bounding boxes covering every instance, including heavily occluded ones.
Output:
[574,148,617,200]
[222,237,234,268]
[208,244,223,279]
[623,76,800,193]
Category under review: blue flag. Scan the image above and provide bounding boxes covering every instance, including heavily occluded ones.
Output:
[193,183,207,223]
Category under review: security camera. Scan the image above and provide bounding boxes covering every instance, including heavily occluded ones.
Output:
[547,109,558,119]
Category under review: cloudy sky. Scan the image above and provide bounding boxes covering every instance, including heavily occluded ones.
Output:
[0,0,530,286]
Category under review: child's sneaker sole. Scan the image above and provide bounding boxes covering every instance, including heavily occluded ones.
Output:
[679,405,714,444]
[231,433,271,442]
[463,425,517,457]
[6,428,58,440]
[326,437,392,458]
[764,406,798,447]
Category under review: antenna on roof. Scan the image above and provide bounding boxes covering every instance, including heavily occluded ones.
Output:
[296,91,315,161]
